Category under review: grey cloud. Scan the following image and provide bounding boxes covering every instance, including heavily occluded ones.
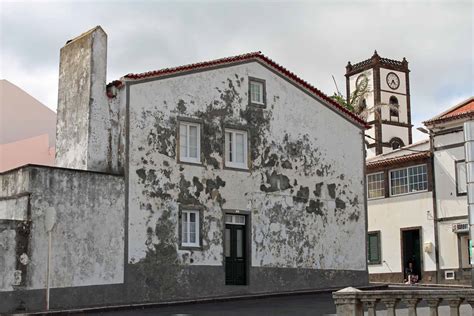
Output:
[1,0,472,143]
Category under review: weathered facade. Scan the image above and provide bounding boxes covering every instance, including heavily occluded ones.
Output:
[0,26,368,313]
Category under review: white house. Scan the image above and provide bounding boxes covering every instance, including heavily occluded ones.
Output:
[0,26,369,313]
[424,97,474,284]
[361,88,473,284]
[365,140,437,283]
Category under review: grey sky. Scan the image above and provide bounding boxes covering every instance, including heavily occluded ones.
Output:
[1,0,472,142]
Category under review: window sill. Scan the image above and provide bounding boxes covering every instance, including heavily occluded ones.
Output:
[390,189,428,198]
[177,159,205,168]
[368,196,385,201]
[180,245,201,250]
[224,164,251,173]
[249,102,266,108]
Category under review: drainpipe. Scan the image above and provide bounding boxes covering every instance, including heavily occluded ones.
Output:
[429,132,441,284]
[463,120,474,287]
[418,127,440,283]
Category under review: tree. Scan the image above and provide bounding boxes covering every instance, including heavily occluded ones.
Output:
[331,73,399,121]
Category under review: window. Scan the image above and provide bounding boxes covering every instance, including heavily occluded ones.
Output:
[225,214,246,225]
[249,78,265,105]
[390,165,428,196]
[181,210,200,247]
[455,160,467,195]
[225,129,248,169]
[368,231,381,264]
[367,172,385,199]
[389,96,399,121]
[389,137,404,150]
[179,121,201,164]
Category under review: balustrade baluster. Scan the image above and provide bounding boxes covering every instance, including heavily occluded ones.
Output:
[445,298,463,316]
[381,298,399,316]
[404,298,421,316]
[425,298,441,316]
[360,298,379,316]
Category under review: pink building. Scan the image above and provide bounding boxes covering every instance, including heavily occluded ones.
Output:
[0,79,56,172]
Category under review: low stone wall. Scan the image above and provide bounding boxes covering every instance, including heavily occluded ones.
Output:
[332,287,474,316]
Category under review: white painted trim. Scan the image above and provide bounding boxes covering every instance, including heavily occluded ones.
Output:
[389,164,428,197]
[225,129,248,170]
[367,171,385,200]
[179,121,201,164]
[250,80,264,104]
[182,210,200,247]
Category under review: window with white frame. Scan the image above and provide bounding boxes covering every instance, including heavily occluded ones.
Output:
[455,160,467,195]
[179,121,200,163]
[367,172,385,199]
[225,129,248,169]
[249,79,264,105]
[390,164,427,196]
[181,210,200,247]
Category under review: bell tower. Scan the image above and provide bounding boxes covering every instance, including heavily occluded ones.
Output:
[345,51,412,158]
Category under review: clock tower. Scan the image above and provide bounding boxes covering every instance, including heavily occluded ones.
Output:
[345,51,412,158]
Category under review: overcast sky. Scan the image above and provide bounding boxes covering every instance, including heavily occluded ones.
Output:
[1,0,472,142]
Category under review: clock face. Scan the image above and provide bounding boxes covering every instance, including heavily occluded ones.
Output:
[386,72,400,90]
[356,74,368,90]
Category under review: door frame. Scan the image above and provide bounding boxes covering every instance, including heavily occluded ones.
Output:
[400,226,423,279]
[223,209,251,286]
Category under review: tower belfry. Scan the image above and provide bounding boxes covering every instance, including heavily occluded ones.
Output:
[346,51,412,158]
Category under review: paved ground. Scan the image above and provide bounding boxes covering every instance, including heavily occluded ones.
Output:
[78,292,338,316]
[72,289,472,316]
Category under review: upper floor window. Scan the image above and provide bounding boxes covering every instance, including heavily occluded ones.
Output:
[455,160,467,195]
[389,96,399,121]
[367,172,385,199]
[390,164,427,196]
[181,209,200,248]
[179,121,201,164]
[225,129,248,169]
[249,78,265,106]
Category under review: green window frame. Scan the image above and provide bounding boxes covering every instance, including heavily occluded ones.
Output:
[368,231,381,264]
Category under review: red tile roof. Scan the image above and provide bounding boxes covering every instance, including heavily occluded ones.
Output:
[424,97,474,125]
[122,52,369,128]
[366,151,430,169]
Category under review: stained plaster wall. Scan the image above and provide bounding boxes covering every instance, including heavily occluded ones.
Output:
[56,27,124,174]
[0,166,125,293]
[126,61,367,293]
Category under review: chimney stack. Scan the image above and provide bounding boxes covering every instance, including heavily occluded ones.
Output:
[55,26,111,172]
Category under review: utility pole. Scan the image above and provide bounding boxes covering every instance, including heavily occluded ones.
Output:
[463,120,474,287]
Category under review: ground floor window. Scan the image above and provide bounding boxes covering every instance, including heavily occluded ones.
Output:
[181,210,200,248]
[367,231,381,264]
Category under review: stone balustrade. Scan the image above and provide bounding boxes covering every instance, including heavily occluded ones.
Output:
[332,287,474,316]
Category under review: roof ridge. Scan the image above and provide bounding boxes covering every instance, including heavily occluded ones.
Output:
[123,51,262,79]
[120,51,368,129]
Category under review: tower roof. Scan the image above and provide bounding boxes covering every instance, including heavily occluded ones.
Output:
[346,51,409,76]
